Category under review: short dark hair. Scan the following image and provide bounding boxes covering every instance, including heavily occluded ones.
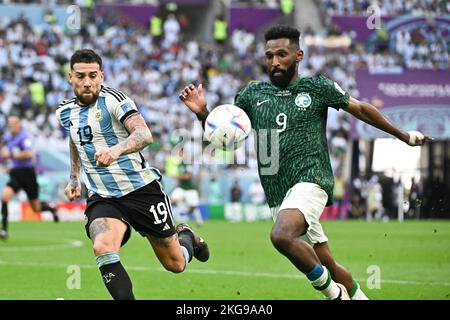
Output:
[7,112,20,119]
[264,25,300,46]
[70,49,102,70]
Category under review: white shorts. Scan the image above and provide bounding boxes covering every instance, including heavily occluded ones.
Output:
[171,187,199,207]
[270,182,328,245]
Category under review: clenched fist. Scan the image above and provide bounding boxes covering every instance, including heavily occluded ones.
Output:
[94,147,121,167]
[406,131,433,146]
[64,178,81,201]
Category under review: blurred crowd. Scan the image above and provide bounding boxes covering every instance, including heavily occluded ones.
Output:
[320,0,450,16]
[230,0,279,7]
[0,1,448,212]
[347,174,450,220]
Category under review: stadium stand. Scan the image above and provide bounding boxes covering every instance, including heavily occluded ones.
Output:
[0,0,448,220]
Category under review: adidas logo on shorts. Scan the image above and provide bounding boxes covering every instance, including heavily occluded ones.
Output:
[162,223,170,231]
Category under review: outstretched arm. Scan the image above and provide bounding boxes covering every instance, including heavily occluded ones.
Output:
[344,97,433,146]
[94,113,153,167]
[179,83,209,128]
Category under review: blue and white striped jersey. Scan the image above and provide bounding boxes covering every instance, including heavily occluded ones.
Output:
[56,86,158,198]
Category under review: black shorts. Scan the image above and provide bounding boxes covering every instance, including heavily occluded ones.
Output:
[7,167,39,200]
[84,180,176,246]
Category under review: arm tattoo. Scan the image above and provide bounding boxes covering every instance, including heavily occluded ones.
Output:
[119,114,153,155]
[69,139,81,183]
[89,218,110,241]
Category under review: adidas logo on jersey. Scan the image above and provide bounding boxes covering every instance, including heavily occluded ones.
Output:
[163,223,170,231]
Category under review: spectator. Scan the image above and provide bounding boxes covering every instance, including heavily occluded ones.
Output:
[227,179,243,222]
[208,177,223,205]
[280,0,295,24]
[332,170,345,219]
[149,14,163,46]
[367,175,386,221]
[213,14,228,46]
[348,193,365,219]
[407,177,423,219]
[249,178,265,205]
[163,14,180,48]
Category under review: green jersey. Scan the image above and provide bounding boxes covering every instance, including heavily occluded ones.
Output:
[178,162,195,190]
[235,76,350,207]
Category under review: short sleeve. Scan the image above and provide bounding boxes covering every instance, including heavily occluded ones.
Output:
[110,98,139,124]
[319,76,350,110]
[55,108,62,127]
[22,137,33,150]
[234,83,253,115]
[55,105,71,129]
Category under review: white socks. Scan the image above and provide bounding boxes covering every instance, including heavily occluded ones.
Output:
[307,264,341,300]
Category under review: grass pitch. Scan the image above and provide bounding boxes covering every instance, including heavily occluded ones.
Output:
[0,219,449,300]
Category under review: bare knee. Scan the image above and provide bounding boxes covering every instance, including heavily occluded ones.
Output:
[162,258,186,274]
[2,187,15,202]
[270,229,293,253]
[270,215,307,253]
[271,210,309,253]
[93,240,117,256]
[90,218,126,256]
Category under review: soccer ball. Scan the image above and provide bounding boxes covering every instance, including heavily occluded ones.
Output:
[204,104,251,150]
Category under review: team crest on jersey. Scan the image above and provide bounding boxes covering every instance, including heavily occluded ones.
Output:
[94,108,103,121]
[295,93,312,110]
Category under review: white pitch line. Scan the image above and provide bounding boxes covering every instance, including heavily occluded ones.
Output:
[0,260,449,287]
[0,240,83,251]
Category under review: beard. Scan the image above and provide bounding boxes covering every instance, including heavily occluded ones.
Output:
[77,90,100,105]
[269,62,297,88]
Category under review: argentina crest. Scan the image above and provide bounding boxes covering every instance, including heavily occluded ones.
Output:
[295,93,312,110]
[94,108,103,121]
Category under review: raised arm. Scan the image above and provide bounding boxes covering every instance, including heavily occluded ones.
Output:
[94,113,153,167]
[179,83,209,128]
[345,96,433,146]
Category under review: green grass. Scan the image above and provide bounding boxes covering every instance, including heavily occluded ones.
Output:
[0,220,449,300]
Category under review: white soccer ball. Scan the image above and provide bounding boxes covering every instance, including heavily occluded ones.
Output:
[204,104,251,150]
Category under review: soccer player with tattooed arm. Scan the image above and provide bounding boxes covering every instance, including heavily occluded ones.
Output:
[179,25,432,300]
[56,49,209,300]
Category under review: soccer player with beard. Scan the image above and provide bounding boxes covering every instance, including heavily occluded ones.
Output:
[179,25,431,300]
[56,49,209,300]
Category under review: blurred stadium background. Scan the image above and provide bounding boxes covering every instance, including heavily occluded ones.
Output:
[0,0,449,300]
